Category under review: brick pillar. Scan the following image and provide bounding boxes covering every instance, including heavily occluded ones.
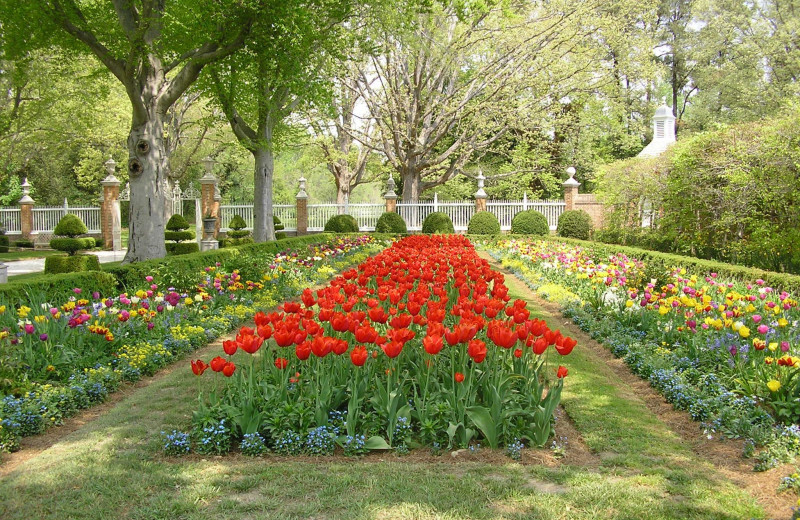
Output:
[475,197,487,212]
[563,166,580,211]
[384,175,397,213]
[213,184,221,237]
[296,176,308,236]
[199,167,218,239]
[19,177,34,241]
[101,158,121,250]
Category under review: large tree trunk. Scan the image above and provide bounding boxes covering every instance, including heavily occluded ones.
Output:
[401,165,421,203]
[124,109,168,263]
[253,146,276,242]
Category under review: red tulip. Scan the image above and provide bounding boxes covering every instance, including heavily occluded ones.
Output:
[468,339,487,363]
[191,359,208,376]
[555,336,577,356]
[222,340,238,356]
[350,345,368,366]
[239,334,264,354]
[556,366,568,378]
[257,325,273,339]
[423,334,444,355]
[254,311,269,327]
[514,348,523,358]
[273,327,294,347]
[381,340,403,358]
[301,288,316,308]
[274,357,288,370]
[454,372,465,383]
[444,328,460,346]
[222,362,236,377]
[311,335,331,358]
[296,340,312,360]
[210,356,227,372]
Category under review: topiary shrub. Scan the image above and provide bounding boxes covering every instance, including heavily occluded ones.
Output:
[467,212,501,235]
[274,216,285,232]
[421,212,455,234]
[164,214,198,255]
[49,214,92,257]
[375,212,407,234]
[44,254,100,274]
[225,214,253,246]
[166,242,200,255]
[511,210,550,236]
[557,210,593,240]
[324,214,359,233]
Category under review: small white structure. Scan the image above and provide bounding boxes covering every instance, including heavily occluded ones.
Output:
[637,103,676,158]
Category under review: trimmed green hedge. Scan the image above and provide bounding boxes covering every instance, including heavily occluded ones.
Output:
[0,271,118,306]
[511,210,549,235]
[0,235,8,253]
[324,214,359,233]
[421,212,455,234]
[557,210,592,240]
[166,242,200,255]
[467,212,501,235]
[536,236,800,294]
[375,212,408,234]
[44,254,101,275]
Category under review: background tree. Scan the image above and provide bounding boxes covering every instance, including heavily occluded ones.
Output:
[1,0,258,261]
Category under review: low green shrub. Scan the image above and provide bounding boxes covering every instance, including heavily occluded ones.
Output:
[14,239,34,248]
[93,237,104,248]
[0,234,8,253]
[49,237,96,255]
[44,254,101,275]
[324,214,359,233]
[276,232,287,240]
[511,210,549,235]
[467,212,501,235]
[375,212,408,234]
[557,210,592,240]
[421,212,455,234]
[166,242,200,255]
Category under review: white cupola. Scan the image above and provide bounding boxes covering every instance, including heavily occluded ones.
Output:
[637,102,676,158]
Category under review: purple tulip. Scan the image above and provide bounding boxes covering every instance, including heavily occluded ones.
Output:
[39,333,48,341]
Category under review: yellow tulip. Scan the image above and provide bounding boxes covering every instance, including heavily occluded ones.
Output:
[767,380,781,392]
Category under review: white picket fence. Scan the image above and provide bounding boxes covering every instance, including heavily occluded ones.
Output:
[0,207,21,235]
[219,204,298,232]
[32,203,101,234]
[219,197,564,234]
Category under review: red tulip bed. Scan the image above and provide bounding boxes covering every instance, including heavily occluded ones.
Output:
[182,235,576,457]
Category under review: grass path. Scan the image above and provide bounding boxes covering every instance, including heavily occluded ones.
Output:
[0,257,779,520]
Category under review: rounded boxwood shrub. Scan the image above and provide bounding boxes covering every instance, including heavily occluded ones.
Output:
[421,212,455,234]
[166,214,190,232]
[324,214,359,233]
[166,242,200,255]
[467,212,501,235]
[511,210,550,236]
[44,254,100,275]
[557,209,593,240]
[375,212,407,234]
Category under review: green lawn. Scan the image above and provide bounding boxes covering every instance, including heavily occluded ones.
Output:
[0,260,772,520]
[0,249,60,262]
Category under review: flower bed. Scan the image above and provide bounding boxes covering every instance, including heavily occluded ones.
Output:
[0,235,382,452]
[179,235,575,456]
[485,238,800,470]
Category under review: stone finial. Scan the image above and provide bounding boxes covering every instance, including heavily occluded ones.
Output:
[19,177,34,204]
[474,169,487,199]
[296,176,308,200]
[199,156,217,185]
[101,157,121,186]
[384,175,397,199]
[563,166,580,187]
